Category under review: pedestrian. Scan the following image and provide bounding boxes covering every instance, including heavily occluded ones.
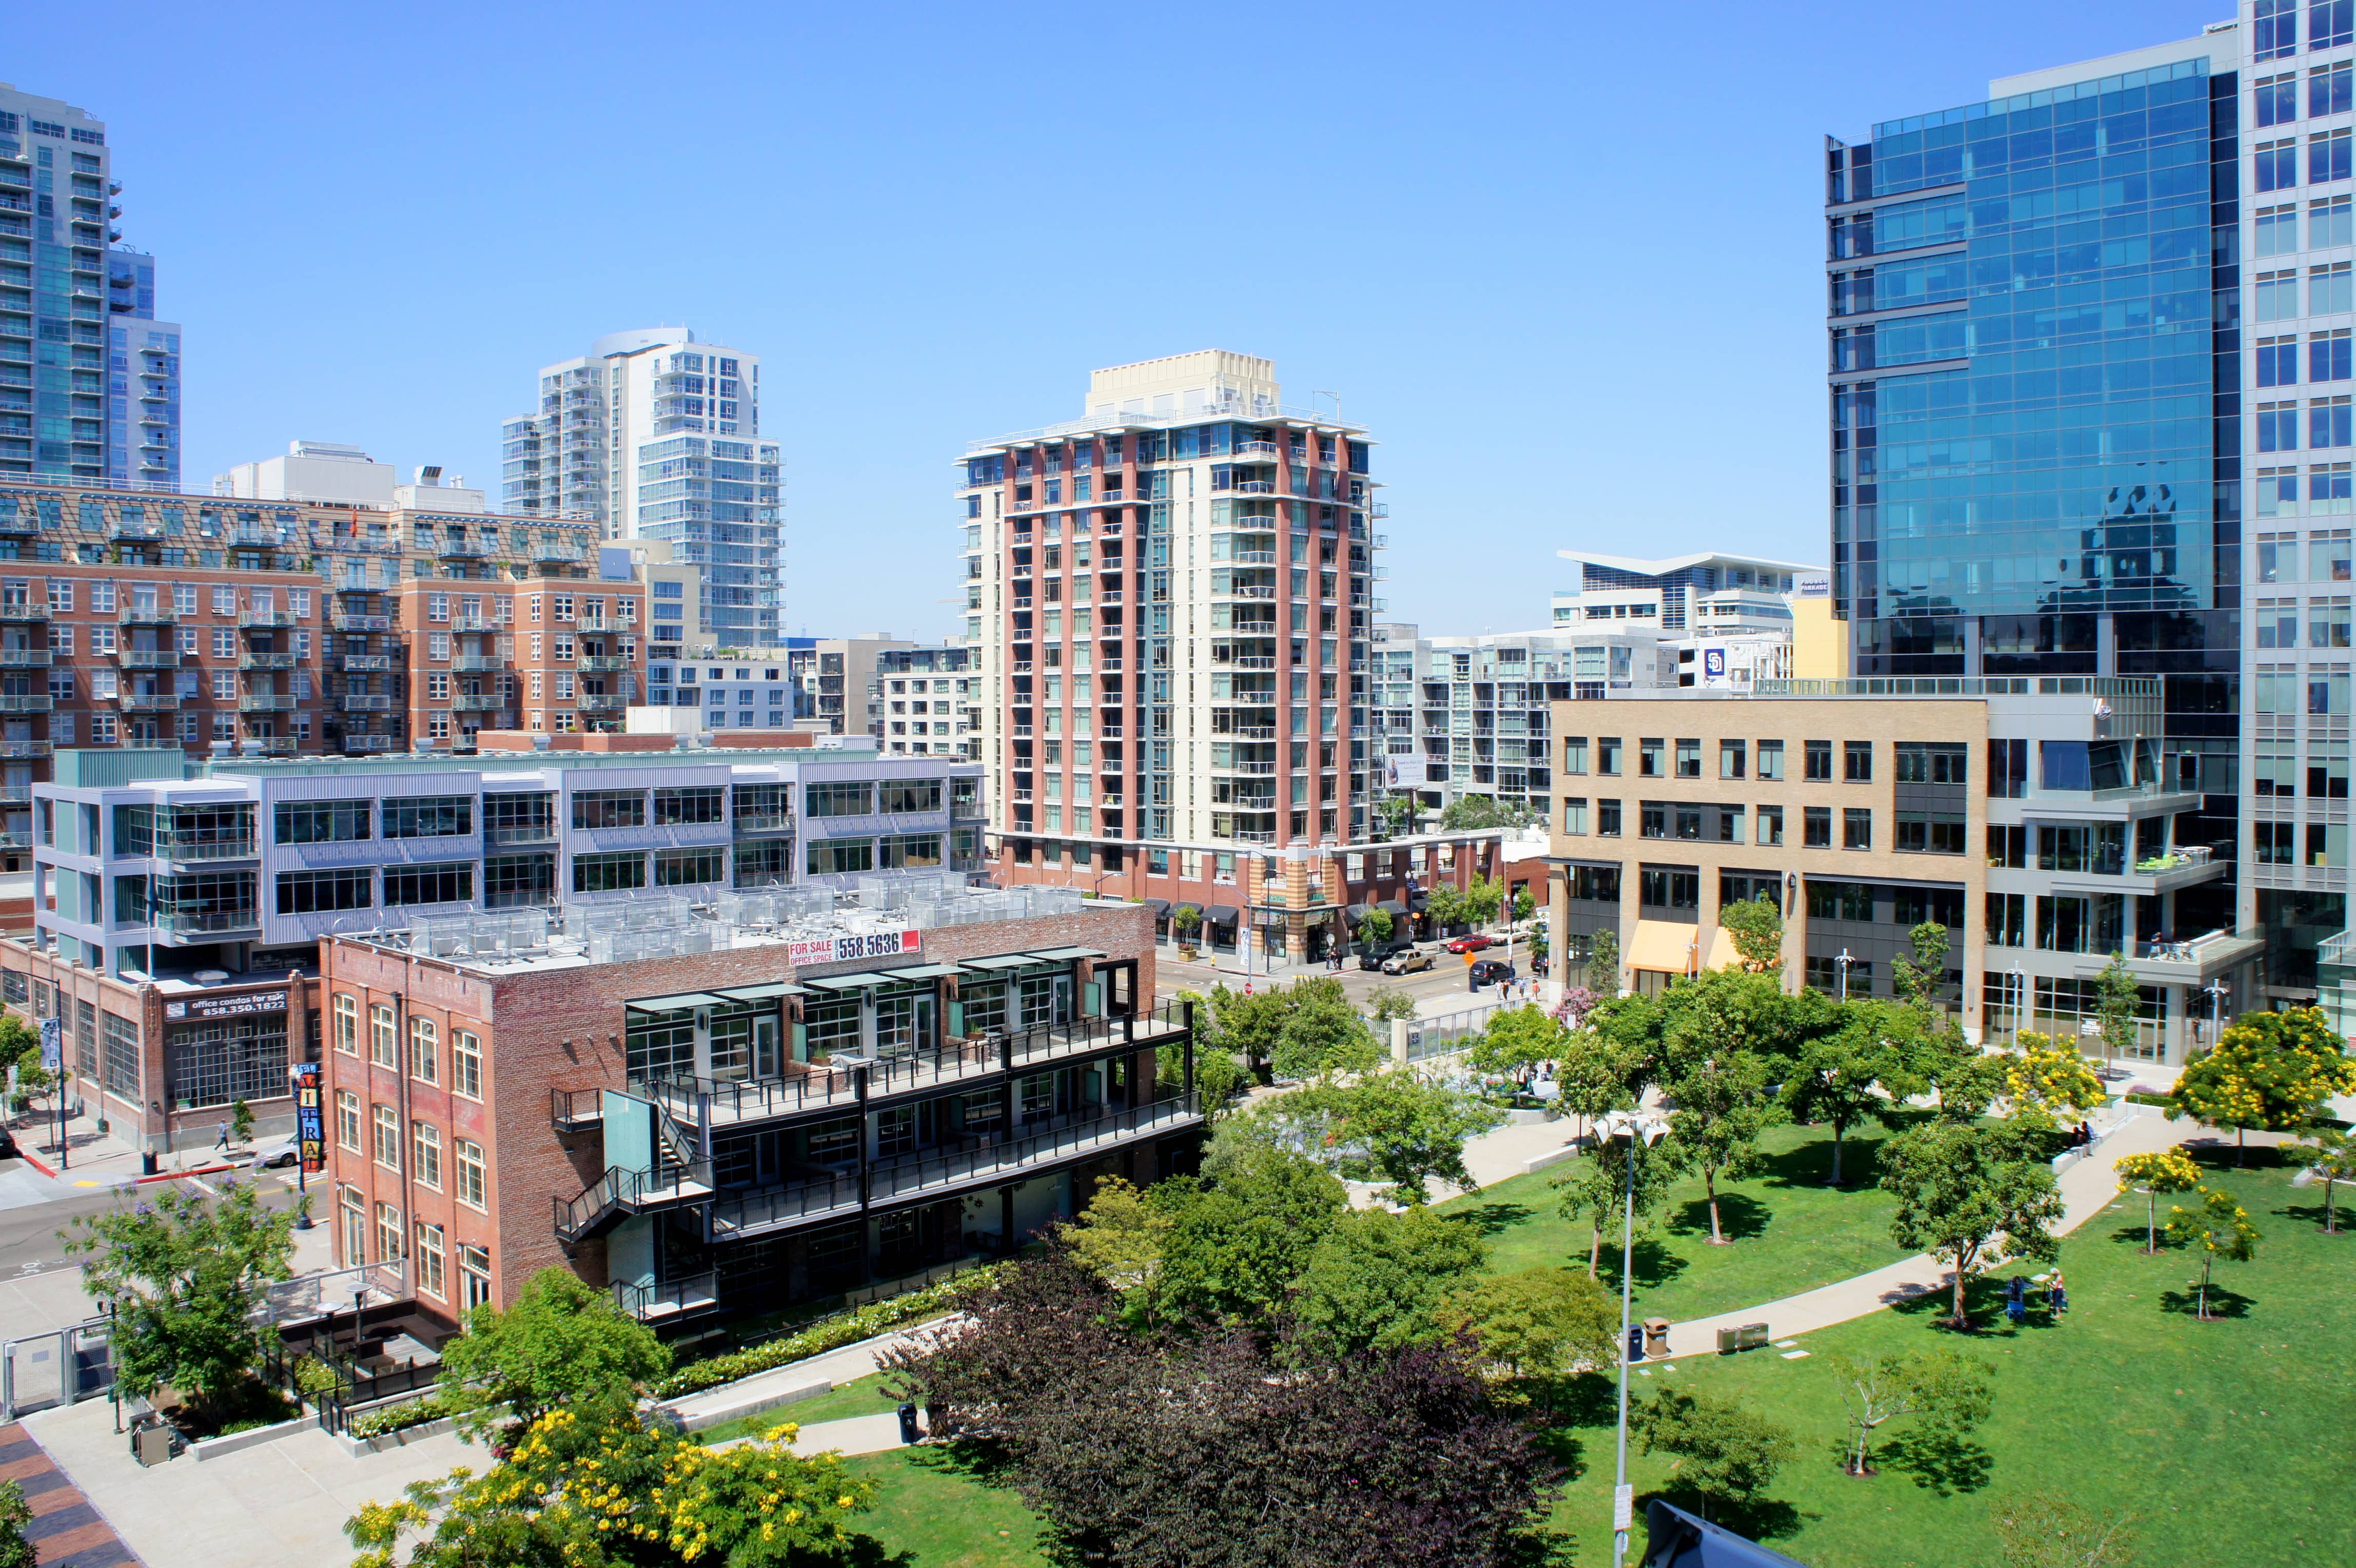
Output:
[212,1119,230,1151]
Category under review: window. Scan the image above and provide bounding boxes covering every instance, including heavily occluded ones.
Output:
[2315,530,2354,581]
[2317,57,2355,117]
[460,1245,492,1311]
[1757,811,1782,859]
[1640,802,1667,839]
[2315,329,2353,385]
[1674,739,1701,779]
[571,790,646,829]
[414,1223,446,1301]
[336,1090,360,1151]
[1719,740,1745,779]
[2265,335,2302,389]
[1595,737,1621,775]
[572,851,647,893]
[2314,396,2353,450]
[2255,207,2299,261]
[1596,798,1622,836]
[878,778,944,813]
[2257,269,2301,323]
[1717,805,1745,842]
[1561,797,1587,835]
[2313,127,2354,187]
[276,867,372,915]
[808,838,876,875]
[1805,880,1875,923]
[654,847,727,885]
[2259,71,2299,127]
[452,1030,481,1100]
[1986,892,2026,948]
[369,1005,396,1068]
[1756,739,1784,780]
[456,1139,486,1209]
[276,800,370,843]
[2321,2,2356,52]
[1842,808,1872,850]
[804,780,875,817]
[652,786,723,826]
[2315,262,2354,316]
[1561,737,1588,774]
[1842,741,1873,782]
[1638,867,1699,911]
[332,994,358,1056]
[371,1104,400,1169]
[375,1202,404,1264]
[2257,137,2299,193]
[2256,821,2296,866]
[412,1122,442,1189]
[409,1017,437,1084]
[1803,740,1833,781]
[2318,194,2356,249]
[2257,0,2298,59]
[382,796,473,838]
[384,863,473,907]
[1895,812,1967,854]
[1894,742,1969,784]
[1803,806,1832,847]
[1638,738,1664,777]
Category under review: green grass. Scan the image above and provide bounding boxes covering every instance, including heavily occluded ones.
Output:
[1538,1149,2356,1567]
[1442,1120,1913,1322]
[694,1371,902,1445]
[839,1448,1049,1567]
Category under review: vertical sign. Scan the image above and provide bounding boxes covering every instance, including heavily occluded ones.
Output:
[291,1062,325,1174]
[36,1017,60,1072]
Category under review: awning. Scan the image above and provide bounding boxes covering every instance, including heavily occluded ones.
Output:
[1408,890,1428,910]
[1694,926,1745,975]
[875,964,968,981]
[1377,898,1408,916]
[712,982,806,1002]
[1026,946,1107,962]
[1629,919,1700,976]
[625,992,727,1013]
[1143,898,1172,916]
[803,973,896,991]
[1344,904,1372,924]
[1203,904,1242,927]
[961,953,1046,971]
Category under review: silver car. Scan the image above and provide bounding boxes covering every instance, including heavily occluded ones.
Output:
[1380,947,1435,975]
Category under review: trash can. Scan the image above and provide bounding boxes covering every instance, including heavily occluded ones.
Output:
[1643,1318,1672,1359]
[1715,1326,1741,1356]
[1625,1323,1646,1364]
[132,1423,172,1467]
[140,1150,158,1176]
[896,1402,921,1445]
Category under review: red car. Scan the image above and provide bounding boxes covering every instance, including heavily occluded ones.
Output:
[1443,934,1493,954]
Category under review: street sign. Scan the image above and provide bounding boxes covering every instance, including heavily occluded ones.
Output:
[290,1062,325,1174]
[36,1018,60,1072]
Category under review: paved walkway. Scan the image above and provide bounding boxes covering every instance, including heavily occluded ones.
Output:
[0,1420,141,1567]
[1656,1109,2196,1359]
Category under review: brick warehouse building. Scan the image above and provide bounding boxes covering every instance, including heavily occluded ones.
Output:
[318,886,1192,1326]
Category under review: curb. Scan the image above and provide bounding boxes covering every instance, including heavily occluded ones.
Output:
[17,1148,233,1185]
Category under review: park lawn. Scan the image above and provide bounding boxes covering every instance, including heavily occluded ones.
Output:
[1537,1150,2356,1568]
[693,1370,901,1444]
[1443,1120,1912,1323]
[839,1448,1050,1567]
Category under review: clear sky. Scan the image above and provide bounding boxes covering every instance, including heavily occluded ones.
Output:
[15,0,2227,642]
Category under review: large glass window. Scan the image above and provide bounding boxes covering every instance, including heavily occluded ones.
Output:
[572,851,646,893]
[165,1013,286,1110]
[625,1011,696,1081]
[804,781,874,817]
[802,996,860,1061]
[571,790,646,830]
[653,787,724,826]
[877,779,943,814]
[481,792,555,845]
[383,863,473,907]
[275,800,370,844]
[807,839,874,876]
[732,783,791,828]
[276,867,372,915]
[483,854,555,909]
[732,838,793,887]
[654,847,726,886]
[874,990,933,1057]
[382,796,473,839]
[101,1011,140,1100]
[878,834,941,869]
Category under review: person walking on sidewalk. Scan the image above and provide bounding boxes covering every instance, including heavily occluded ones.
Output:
[212,1119,230,1152]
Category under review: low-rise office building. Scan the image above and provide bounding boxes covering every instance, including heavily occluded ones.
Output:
[320,880,1193,1324]
[1545,679,2258,1065]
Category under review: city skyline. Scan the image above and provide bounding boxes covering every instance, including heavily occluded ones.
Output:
[4,1,2228,641]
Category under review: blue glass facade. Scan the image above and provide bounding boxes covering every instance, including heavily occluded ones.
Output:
[1829,58,2235,669]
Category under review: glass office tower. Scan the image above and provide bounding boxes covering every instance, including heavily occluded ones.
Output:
[1827,51,2246,950]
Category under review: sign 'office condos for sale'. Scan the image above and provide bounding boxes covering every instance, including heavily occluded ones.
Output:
[786,930,922,968]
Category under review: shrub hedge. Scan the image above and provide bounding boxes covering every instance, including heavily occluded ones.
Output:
[346,1392,450,1439]
[652,1267,998,1402]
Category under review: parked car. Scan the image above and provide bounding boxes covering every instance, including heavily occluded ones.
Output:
[1443,934,1494,954]
[1358,943,1407,971]
[1468,958,1517,987]
[248,1134,302,1170]
[0,1126,17,1161]
[1381,947,1437,975]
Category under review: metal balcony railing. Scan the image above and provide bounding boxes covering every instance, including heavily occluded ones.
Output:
[155,908,261,936]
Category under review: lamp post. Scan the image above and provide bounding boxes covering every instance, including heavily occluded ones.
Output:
[2203,978,2230,1054]
[1605,1109,1669,1568]
[2008,965,2028,1045]
[1835,948,1853,1002]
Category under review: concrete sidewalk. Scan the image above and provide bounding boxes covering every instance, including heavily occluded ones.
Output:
[1658,1109,2195,1359]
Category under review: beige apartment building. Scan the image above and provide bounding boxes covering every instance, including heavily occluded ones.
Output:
[1547,679,2261,1065]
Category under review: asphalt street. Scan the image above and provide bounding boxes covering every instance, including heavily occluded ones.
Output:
[1151,938,1539,1013]
[0,1160,309,1281]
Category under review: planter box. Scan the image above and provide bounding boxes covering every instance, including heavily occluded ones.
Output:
[330,1412,460,1458]
[670,1379,834,1435]
[1502,1107,1558,1126]
[190,1409,317,1463]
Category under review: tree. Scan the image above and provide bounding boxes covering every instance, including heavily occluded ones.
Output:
[0,1479,31,1568]
[1440,795,1534,832]
[1170,903,1202,950]
[1282,1067,1506,1205]
[2164,1185,2261,1320]
[1656,978,1789,1243]
[1931,1050,2009,1123]
[2090,953,2143,1080]
[1470,1004,1568,1093]
[1830,1348,1994,1476]
[1269,991,1382,1080]
[1717,894,1785,976]
[1153,1139,1345,1329]
[1462,874,1505,928]
[2112,1149,2202,1253]
[1879,1122,2066,1328]
[61,1177,297,1422]
[1550,1025,1642,1145]
[2171,1007,2356,1164]
[1781,1004,1917,1186]
[2002,1032,2106,1134]
[1630,1386,1796,1522]
[1552,985,1602,1031]
[1160,1030,1250,1123]
[1291,1206,1487,1358]
[886,1249,1564,1568]
[434,1267,671,1441]
[1892,920,1953,1015]
[1359,905,1395,948]
[1205,978,1356,1080]
[1058,1175,1175,1290]
[1436,1265,1620,1380]
[229,1097,254,1147]
[1367,986,1419,1023]
[2293,1124,2355,1233]
[1990,1491,2138,1568]
[1553,1132,1683,1277]
[346,1399,877,1568]
[1586,926,1621,994]
[1511,885,1537,924]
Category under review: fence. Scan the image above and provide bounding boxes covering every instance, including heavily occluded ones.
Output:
[0,1317,112,1422]
[1398,1000,1508,1062]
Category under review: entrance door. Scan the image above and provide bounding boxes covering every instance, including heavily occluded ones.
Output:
[754,1015,780,1078]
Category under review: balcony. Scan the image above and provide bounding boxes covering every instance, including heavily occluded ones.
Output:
[332,613,391,632]
[155,836,258,863]
[108,521,167,542]
[613,1270,719,1324]
[116,692,182,712]
[553,1160,715,1246]
[0,649,50,669]
[733,811,795,834]
[341,654,394,673]
[118,607,175,627]
[0,695,49,714]
[452,655,504,673]
[111,648,178,669]
[239,652,298,671]
[237,612,296,630]
[706,1092,1203,1242]
[576,692,629,712]
[451,694,506,712]
[0,742,50,759]
[0,605,46,625]
[448,616,496,633]
[532,545,584,564]
[155,908,261,937]
[575,616,616,633]
[486,822,558,847]
[243,736,300,756]
[237,695,298,713]
[2083,927,2268,986]
[577,655,631,672]
[343,734,396,753]
[436,540,488,559]
[341,694,393,712]
[0,786,28,804]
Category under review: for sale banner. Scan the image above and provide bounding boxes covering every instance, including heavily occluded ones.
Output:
[786,929,921,968]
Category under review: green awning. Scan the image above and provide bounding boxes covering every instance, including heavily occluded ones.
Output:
[876,964,968,980]
[625,992,728,1013]
[804,973,896,991]
[1025,947,1108,962]
[713,983,806,1002]
[960,954,1045,971]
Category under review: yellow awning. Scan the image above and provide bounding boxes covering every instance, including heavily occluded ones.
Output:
[1696,924,1747,974]
[1628,919,1700,977]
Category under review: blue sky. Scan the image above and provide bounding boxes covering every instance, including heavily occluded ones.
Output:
[18,0,2225,641]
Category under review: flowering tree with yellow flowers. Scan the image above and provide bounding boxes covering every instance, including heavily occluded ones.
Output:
[2170,1007,2356,1165]
[2001,1032,2106,1135]
[343,1399,877,1567]
[2164,1186,2262,1321]
[2113,1149,2203,1253]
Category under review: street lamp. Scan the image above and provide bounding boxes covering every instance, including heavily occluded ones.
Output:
[2008,965,2028,1045]
[2203,978,2230,1054]
[1834,948,1853,1002]
[1603,1109,1670,1568]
